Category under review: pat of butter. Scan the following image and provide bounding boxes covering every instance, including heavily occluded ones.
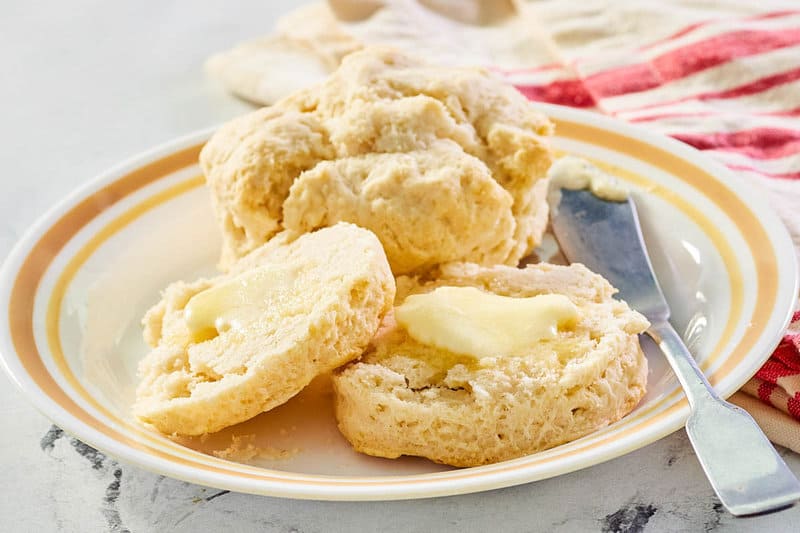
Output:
[548,155,629,201]
[394,286,578,359]
[184,266,291,342]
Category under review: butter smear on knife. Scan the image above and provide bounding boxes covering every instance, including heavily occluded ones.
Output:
[548,155,629,201]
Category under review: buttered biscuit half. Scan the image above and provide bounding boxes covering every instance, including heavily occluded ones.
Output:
[134,223,395,436]
[332,262,649,467]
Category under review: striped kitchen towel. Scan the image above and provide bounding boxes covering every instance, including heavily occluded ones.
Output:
[497,2,800,450]
[206,0,800,450]
[501,1,800,255]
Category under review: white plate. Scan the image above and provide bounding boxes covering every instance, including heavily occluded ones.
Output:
[1,104,797,500]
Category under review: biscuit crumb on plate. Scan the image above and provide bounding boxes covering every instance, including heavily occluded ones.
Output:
[209,434,298,462]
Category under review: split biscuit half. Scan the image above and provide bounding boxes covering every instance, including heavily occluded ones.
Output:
[333,262,649,467]
[134,223,395,436]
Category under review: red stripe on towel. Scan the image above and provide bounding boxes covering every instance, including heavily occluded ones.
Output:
[587,28,800,98]
[672,128,800,159]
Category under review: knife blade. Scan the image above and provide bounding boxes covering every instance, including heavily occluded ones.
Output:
[551,188,800,516]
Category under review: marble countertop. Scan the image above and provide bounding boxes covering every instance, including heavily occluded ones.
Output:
[1,2,799,531]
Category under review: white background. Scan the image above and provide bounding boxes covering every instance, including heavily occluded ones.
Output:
[1,1,799,531]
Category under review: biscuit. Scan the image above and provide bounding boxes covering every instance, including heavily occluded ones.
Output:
[332,262,649,467]
[200,47,553,274]
[200,107,335,267]
[283,141,516,274]
[205,3,362,105]
[134,223,395,436]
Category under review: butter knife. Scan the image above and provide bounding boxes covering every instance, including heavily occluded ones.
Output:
[551,188,800,516]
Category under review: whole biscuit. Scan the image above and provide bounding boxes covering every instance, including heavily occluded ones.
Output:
[201,47,553,274]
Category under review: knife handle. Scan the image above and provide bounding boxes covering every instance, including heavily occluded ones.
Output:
[648,321,800,516]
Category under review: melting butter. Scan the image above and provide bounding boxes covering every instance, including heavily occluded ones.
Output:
[548,155,629,201]
[184,266,291,342]
[394,286,578,359]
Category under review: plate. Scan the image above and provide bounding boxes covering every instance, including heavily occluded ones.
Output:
[1,104,797,500]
